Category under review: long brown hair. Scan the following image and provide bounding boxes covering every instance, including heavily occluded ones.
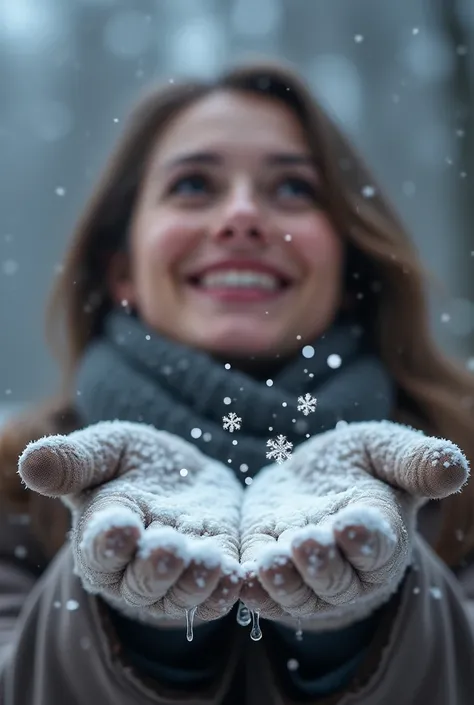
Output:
[1,59,473,565]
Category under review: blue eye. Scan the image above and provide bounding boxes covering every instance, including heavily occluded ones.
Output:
[277,177,317,199]
[169,174,210,196]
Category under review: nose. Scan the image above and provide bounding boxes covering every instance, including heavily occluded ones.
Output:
[212,185,268,244]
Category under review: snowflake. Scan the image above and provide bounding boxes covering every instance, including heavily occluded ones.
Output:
[266,435,293,464]
[297,393,317,416]
[223,412,242,432]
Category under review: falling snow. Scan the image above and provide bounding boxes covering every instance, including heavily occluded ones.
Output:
[297,393,317,416]
[266,435,293,464]
[223,412,242,432]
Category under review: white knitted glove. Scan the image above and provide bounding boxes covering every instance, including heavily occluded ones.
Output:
[19,421,243,623]
[240,421,469,630]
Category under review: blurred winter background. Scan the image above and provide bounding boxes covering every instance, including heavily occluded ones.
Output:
[1,0,474,423]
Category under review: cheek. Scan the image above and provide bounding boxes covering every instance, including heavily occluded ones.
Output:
[291,216,343,276]
[132,213,200,277]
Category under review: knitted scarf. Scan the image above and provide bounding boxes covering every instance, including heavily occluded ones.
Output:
[76,310,394,481]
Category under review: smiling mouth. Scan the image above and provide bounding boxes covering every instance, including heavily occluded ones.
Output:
[186,269,292,301]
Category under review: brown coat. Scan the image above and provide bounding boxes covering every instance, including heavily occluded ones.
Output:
[0,437,473,703]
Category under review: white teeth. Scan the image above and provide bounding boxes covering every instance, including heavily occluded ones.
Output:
[199,270,280,291]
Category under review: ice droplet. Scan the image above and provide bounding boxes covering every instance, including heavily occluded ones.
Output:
[236,601,252,627]
[250,610,262,641]
[185,606,197,642]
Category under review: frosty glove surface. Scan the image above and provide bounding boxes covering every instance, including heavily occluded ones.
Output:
[19,421,243,623]
[240,420,469,629]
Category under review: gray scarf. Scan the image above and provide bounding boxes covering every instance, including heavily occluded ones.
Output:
[76,310,394,482]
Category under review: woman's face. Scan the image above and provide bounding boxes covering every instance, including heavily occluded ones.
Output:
[112,90,344,358]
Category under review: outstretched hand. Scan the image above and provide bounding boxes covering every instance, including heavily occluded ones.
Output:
[240,421,469,628]
[19,421,244,623]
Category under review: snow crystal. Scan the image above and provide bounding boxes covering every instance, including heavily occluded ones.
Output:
[223,412,242,432]
[297,393,317,416]
[66,599,80,611]
[266,435,293,464]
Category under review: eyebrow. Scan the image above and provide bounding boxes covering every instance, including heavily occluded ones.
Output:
[163,151,317,169]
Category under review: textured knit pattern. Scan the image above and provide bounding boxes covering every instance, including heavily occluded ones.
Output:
[75,310,394,478]
[18,421,243,622]
[240,420,469,629]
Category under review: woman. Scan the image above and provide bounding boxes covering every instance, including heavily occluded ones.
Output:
[0,59,473,705]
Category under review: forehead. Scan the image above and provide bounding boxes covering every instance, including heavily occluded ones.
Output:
[150,90,310,164]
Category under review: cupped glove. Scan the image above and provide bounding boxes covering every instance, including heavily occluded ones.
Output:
[19,421,244,623]
[240,420,469,630]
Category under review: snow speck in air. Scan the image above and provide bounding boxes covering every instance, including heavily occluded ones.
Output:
[240,464,248,473]
[2,259,19,275]
[466,358,474,372]
[412,27,419,35]
[55,187,66,196]
[441,313,450,323]
[266,435,293,464]
[180,468,188,477]
[224,363,231,370]
[14,545,27,559]
[302,345,315,359]
[66,599,80,611]
[223,412,242,432]
[284,233,292,241]
[354,34,364,43]
[287,659,299,671]
[223,396,232,405]
[191,428,202,439]
[266,379,274,387]
[113,118,119,123]
[429,587,442,600]
[361,185,376,198]
[245,477,253,485]
[327,354,342,369]
[297,393,317,416]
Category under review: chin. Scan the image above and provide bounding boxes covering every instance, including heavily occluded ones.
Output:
[193,326,285,358]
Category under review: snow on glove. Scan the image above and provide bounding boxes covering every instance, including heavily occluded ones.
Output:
[18,421,244,623]
[240,420,469,630]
